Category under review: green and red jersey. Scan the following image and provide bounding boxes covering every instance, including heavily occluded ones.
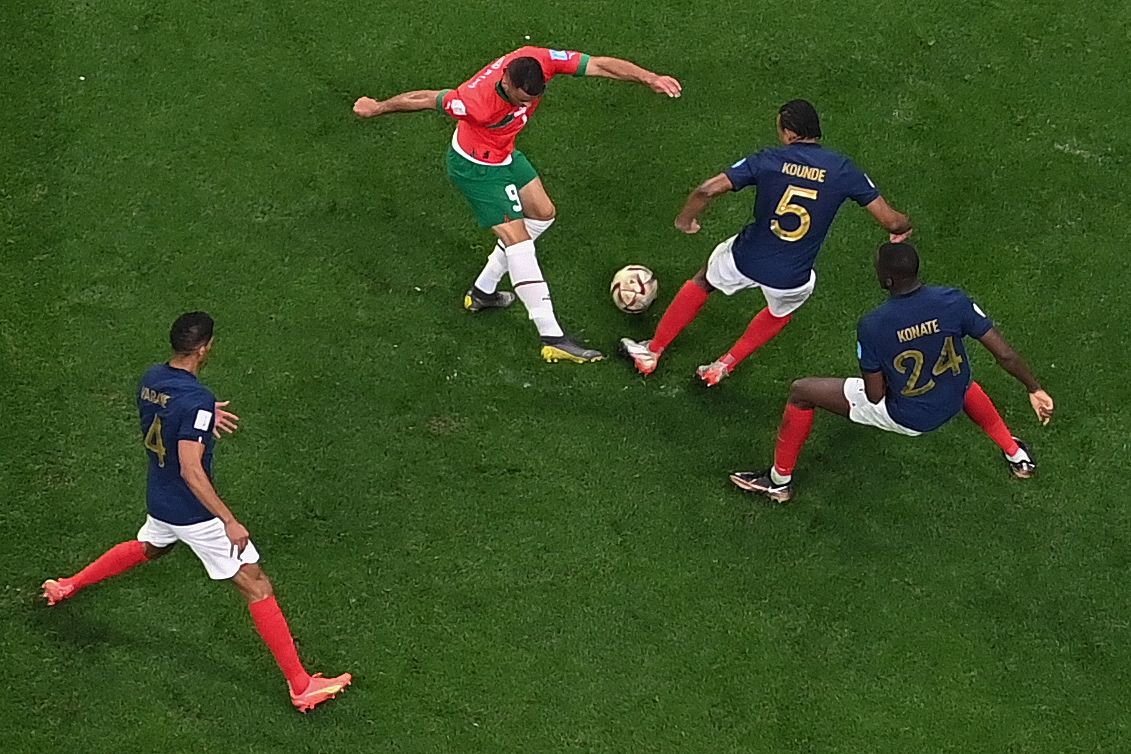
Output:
[437,47,590,165]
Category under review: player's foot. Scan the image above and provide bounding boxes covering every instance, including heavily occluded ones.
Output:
[729,470,794,504]
[290,672,352,713]
[463,287,517,313]
[541,335,604,364]
[696,359,732,387]
[1004,437,1036,479]
[618,338,659,375]
[41,578,76,606]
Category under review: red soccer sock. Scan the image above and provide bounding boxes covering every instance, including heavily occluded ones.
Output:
[68,540,149,592]
[249,595,311,693]
[773,403,815,477]
[722,308,793,369]
[963,381,1020,456]
[651,280,710,354]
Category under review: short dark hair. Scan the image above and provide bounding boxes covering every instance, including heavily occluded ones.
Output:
[778,99,822,139]
[506,57,546,97]
[877,242,920,281]
[170,311,214,354]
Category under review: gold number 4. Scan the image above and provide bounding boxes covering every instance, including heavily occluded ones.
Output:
[894,336,965,397]
[144,416,167,468]
[770,185,819,242]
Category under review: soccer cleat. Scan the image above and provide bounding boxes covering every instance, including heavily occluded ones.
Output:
[618,338,659,375]
[729,470,795,504]
[696,360,732,387]
[41,578,76,606]
[463,288,517,313]
[1004,437,1036,479]
[290,672,352,713]
[541,336,604,364]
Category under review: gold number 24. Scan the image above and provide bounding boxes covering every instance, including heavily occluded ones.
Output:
[770,185,819,242]
[894,336,965,397]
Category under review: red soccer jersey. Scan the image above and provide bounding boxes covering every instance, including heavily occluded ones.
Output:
[437,47,590,165]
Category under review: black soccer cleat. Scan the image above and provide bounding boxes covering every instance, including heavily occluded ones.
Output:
[729,469,794,503]
[464,287,517,313]
[1004,437,1036,479]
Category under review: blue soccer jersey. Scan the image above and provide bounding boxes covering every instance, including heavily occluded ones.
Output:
[724,143,880,289]
[137,364,217,525]
[856,286,994,433]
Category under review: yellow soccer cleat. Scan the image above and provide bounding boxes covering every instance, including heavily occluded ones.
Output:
[464,288,517,313]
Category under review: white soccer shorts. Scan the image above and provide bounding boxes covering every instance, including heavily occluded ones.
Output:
[138,515,261,580]
[704,235,816,317]
[843,378,922,437]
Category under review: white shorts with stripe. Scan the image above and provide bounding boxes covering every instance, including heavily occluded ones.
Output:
[843,378,922,437]
[138,515,261,580]
[704,235,816,317]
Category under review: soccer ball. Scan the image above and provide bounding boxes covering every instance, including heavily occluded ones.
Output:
[610,265,659,314]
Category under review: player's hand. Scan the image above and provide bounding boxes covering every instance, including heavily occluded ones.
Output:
[225,519,251,558]
[649,75,682,98]
[213,401,240,439]
[1029,389,1054,426]
[675,215,701,234]
[889,229,913,244]
[353,96,383,117]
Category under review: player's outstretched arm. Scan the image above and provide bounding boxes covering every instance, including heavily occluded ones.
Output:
[353,90,444,118]
[585,56,682,98]
[179,440,251,553]
[675,173,733,234]
[864,197,913,241]
[977,328,1055,425]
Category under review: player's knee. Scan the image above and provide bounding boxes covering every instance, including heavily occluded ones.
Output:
[235,564,273,602]
[787,378,812,405]
[142,542,174,560]
[691,268,714,292]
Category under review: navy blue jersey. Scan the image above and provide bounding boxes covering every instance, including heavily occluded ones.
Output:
[137,364,217,525]
[725,143,880,289]
[857,286,994,433]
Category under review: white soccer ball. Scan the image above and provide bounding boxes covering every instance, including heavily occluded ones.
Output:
[610,265,659,314]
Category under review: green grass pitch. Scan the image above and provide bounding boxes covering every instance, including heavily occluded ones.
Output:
[3,1,1131,751]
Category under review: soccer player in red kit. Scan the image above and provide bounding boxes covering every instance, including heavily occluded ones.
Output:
[41,313,351,712]
[354,46,682,363]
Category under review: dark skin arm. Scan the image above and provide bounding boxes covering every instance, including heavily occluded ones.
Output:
[977,327,1055,424]
[675,173,734,234]
[179,440,251,554]
[864,196,913,240]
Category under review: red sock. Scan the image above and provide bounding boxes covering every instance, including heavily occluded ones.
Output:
[963,381,1020,455]
[249,596,311,693]
[773,403,815,477]
[68,540,149,592]
[722,308,792,369]
[651,280,710,354]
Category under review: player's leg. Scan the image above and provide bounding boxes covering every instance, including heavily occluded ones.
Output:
[230,564,351,712]
[963,381,1035,478]
[41,517,177,606]
[469,173,557,302]
[619,238,738,375]
[699,271,816,387]
[176,518,350,711]
[729,378,849,502]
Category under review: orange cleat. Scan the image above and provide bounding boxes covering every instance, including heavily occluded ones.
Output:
[41,578,76,606]
[290,672,352,713]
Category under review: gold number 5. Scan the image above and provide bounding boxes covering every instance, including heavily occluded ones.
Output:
[770,185,819,242]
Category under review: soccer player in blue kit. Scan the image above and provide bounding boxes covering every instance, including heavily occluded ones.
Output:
[41,312,351,712]
[731,243,1056,503]
[620,99,913,385]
